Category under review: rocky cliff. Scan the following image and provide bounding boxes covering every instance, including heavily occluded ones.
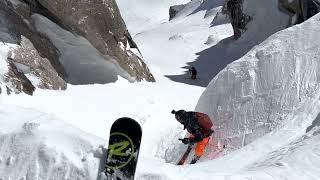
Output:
[24,0,154,82]
[0,0,155,95]
[223,0,320,39]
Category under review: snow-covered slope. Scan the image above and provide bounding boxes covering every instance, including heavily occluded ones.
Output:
[0,76,204,179]
[196,12,320,151]
[116,0,190,34]
[1,0,320,180]
[0,105,102,180]
[118,0,233,87]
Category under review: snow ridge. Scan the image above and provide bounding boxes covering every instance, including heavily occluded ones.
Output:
[196,13,320,151]
[0,106,102,180]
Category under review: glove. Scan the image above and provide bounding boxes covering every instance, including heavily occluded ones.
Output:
[179,138,192,145]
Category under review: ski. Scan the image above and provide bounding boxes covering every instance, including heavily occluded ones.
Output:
[104,117,142,180]
[177,144,193,165]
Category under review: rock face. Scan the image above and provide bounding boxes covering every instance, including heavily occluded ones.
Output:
[278,0,320,24]
[9,36,67,90]
[1,0,67,80]
[169,4,186,20]
[223,0,319,39]
[25,0,155,82]
[0,0,67,95]
[6,61,36,95]
[196,14,320,151]
[224,0,251,39]
[0,0,155,95]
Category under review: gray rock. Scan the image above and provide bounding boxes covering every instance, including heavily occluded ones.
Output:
[0,0,68,80]
[8,36,67,90]
[0,0,68,95]
[278,0,320,24]
[5,61,36,95]
[169,4,186,20]
[28,0,154,82]
[223,0,320,39]
[224,0,252,39]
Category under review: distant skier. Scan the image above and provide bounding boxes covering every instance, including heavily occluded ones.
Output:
[172,109,214,164]
[189,67,197,80]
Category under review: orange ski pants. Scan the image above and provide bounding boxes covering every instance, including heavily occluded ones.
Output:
[195,137,210,157]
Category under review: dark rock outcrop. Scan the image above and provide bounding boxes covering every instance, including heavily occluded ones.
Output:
[223,0,320,39]
[169,4,186,20]
[224,0,251,39]
[279,0,320,24]
[5,61,36,95]
[0,0,67,95]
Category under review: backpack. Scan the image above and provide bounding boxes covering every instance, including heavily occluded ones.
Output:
[196,112,213,136]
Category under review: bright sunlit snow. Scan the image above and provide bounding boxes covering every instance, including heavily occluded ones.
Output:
[1,0,320,180]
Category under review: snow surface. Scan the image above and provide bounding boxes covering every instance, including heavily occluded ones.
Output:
[127,1,233,87]
[116,0,191,34]
[0,104,102,179]
[196,12,320,150]
[1,1,320,180]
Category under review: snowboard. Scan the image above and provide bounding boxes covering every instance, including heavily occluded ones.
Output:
[104,117,142,180]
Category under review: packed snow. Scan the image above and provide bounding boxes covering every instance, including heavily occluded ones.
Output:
[1,0,320,180]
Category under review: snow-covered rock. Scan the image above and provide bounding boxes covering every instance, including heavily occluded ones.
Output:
[196,13,320,151]
[169,0,225,21]
[184,0,291,87]
[0,2,67,95]
[224,0,319,40]
[1,0,67,80]
[27,0,154,83]
[9,36,66,90]
[279,0,320,24]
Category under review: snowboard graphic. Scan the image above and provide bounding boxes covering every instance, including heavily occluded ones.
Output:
[104,117,142,180]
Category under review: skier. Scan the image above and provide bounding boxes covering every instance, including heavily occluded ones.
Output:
[172,109,214,164]
[189,66,197,80]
